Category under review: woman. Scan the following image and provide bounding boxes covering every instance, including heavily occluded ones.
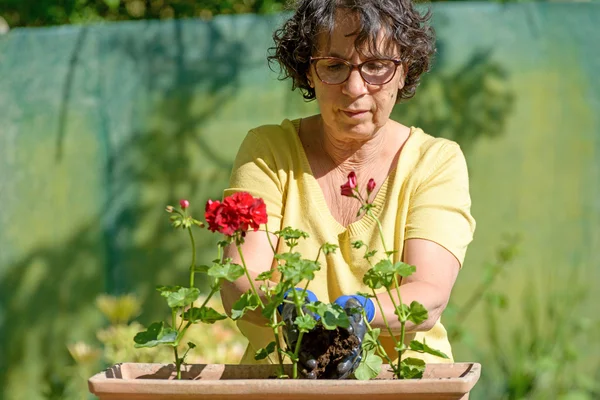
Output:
[220,0,475,377]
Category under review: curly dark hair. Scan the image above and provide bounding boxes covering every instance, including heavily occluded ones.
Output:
[268,0,436,102]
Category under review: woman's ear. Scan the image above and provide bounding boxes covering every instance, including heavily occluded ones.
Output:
[398,62,407,88]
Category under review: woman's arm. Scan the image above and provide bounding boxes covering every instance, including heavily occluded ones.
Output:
[371,238,460,334]
[220,229,280,325]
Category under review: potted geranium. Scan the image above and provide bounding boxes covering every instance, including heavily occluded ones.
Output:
[88,175,481,400]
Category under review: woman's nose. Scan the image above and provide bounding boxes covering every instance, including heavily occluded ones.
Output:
[341,68,368,97]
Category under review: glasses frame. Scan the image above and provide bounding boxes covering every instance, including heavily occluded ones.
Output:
[310,56,403,86]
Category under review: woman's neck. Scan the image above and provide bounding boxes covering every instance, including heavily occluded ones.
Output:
[318,117,393,174]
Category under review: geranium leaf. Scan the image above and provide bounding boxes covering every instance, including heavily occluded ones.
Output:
[261,291,285,319]
[308,302,349,330]
[409,340,449,359]
[191,265,210,274]
[373,259,394,274]
[363,269,384,289]
[362,328,380,351]
[183,307,227,324]
[407,301,428,325]
[164,287,200,308]
[364,249,378,259]
[156,285,181,295]
[295,314,317,332]
[254,341,277,360]
[394,261,416,277]
[208,260,245,282]
[321,243,339,255]
[256,270,274,281]
[400,357,426,379]
[134,322,177,348]
[351,240,366,249]
[231,291,260,320]
[275,227,309,241]
[354,350,382,380]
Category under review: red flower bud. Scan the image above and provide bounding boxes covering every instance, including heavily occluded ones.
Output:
[347,171,357,189]
[340,171,358,197]
[367,178,376,195]
[340,182,354,197]
[179,199,190,210]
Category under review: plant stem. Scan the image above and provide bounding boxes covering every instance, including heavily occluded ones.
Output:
[385,285,406,377]
[264,223,276,254]
[371,289,397,343]
[292,330,306,379]
[271,308,286,376]
[187,227,196,287]
[363,317,395,366]
[236,244,265,308]
[371,211,389,255]
[174,346,181,379]
[290,288,307,379]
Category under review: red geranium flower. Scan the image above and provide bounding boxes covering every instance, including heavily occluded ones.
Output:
[205,192,267,236]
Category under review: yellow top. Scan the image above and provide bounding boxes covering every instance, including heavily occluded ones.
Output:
[224,118,476,365]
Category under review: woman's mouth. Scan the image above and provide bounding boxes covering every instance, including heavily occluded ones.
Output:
[342,110,369,118]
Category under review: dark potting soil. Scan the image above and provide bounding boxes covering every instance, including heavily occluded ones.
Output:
[300,325,360,379]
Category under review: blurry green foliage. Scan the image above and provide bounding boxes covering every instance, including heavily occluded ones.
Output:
[0,0,287,27]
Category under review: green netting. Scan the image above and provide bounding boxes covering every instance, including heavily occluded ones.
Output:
[0,4,599,399]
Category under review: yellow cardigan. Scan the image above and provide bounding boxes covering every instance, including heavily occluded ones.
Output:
[224,118,476,365]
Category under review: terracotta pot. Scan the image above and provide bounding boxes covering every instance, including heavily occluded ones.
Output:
[88,362,480,400]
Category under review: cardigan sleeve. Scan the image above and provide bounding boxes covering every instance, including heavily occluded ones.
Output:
[404,143,476,266]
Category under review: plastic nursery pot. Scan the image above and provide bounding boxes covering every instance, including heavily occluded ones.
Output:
[88,362,481,400]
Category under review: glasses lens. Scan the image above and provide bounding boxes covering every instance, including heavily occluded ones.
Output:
[360,60,396,84]
[315,59,350,84]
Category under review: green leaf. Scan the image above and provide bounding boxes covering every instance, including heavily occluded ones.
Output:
[231,291,260,320]
[217,240,230,248]
[261,291,285,319]
[134,322,177,348]
[191,264,210,274]
[275,227,309,241]
[254,341,277,360]
[409,340,449,359]
[279,258,320,286]
[351,240,365,249]
[295,314,317,332]
[362,328,381,351]
[321,243,339,255]
[307,302,349,330]
[208,259,245,282]
[373,259,395,274]
[400,357,426,379]
[163,287,200,308]
[156,285,181,294]
[354,351,382,380]
[363,269,384,289]
[393,261,416,277]
[364,249,378,259]
[183,307,227,324]
[256,270,274,281]
[407,301,428,325]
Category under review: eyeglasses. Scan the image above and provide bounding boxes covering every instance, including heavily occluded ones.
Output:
[310,57,402,85]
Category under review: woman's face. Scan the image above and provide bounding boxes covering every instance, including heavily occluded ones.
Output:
[308,10,405,141]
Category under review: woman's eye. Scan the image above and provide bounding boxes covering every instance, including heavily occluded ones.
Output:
[365,62,384,71]
[326,63,345,71]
